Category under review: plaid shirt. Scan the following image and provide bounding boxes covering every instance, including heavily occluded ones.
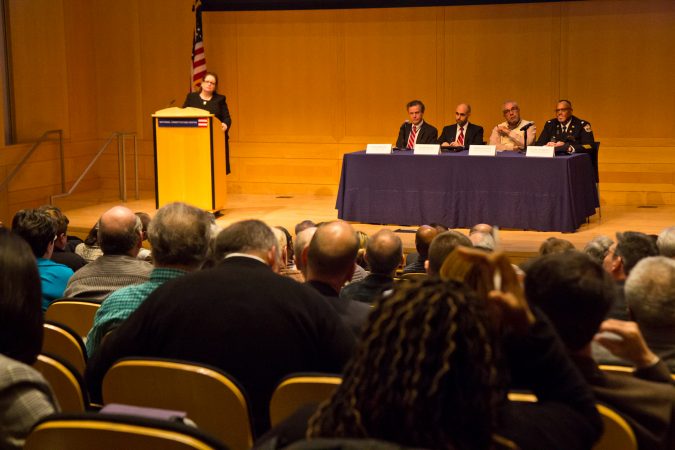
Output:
[0,354,58,449]
[86,268,187,356]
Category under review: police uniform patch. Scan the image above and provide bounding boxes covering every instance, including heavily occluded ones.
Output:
[584,123,592,133]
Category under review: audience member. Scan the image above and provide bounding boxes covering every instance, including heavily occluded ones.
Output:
[305,221,372,337]
[426,230,472,276]
[86,219,354,437]
[583,235,613,266]
[135,211,152,262]
[624,256,675,372]
[0,230,59,448]
[260,273,601,450]
[74,223,103,263]
[64,206,153,301]
[293,227,317,281]
[273,226,302,282]
[402,225,437,274]
[526,251,675,450]
[12,208,74,311]
[354,230,369,270]
[86,203,212,356]
[39,205,86,272]
[295,219,316,235]
[603,231,659,320]
[538,237,575,255]
[275,226,296,268]
[469,231,495,251]
[657,226,675,258]
[340,229,402,304]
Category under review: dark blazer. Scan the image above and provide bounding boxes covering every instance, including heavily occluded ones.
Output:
[395,121,438,149]
[307,280,371,339]
[86,257,355,437]
[183,91,233,173]
[438,122,484,148]
[535,115,594,153]
[340,273,394,304]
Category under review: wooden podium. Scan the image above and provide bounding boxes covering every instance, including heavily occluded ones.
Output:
[152,107,227,211]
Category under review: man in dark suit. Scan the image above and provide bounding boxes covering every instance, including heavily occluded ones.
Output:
[535,99,595,154]
[85,219,355,437]
[438,103,484,149]
[395,100,438,149]
[526,251,675,450]
[340,229,403,304]
[303,221,372,338]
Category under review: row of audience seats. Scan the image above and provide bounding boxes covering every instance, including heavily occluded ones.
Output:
[31,349,645,450]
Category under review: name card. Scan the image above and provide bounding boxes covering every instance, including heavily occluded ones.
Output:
[366,144,392,154]
[468,145,496,156]
[414,144,440,155]
[526,146,555,158]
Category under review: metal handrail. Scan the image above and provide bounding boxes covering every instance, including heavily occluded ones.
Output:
[50,132,138,204]
[0,130,64,192]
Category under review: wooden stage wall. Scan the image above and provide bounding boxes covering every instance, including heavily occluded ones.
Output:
[1,0,674,224]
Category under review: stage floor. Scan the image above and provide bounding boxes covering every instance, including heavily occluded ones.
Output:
[58,192,674,264]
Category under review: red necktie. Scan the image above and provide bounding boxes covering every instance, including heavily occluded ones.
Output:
[407,125,418,149]
[457,126,465,146]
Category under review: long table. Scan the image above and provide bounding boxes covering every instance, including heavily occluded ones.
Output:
[335,150,599,232]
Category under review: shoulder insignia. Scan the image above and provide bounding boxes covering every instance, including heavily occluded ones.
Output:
[584,123,592,133]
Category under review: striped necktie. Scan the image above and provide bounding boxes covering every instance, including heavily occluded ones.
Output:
[407,125,418,149]
[457,126,465,146]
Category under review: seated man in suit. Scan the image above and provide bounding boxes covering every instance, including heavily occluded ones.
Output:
[535,99,594,154]
[438,103,484,149]
[488,101,536,151]
[395,100,438,149]
[526,251,675,450]
[340,229,403,304]
[303,221,372,338]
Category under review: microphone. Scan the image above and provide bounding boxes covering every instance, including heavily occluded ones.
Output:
[519,122,534,132]
[168,99,176,107]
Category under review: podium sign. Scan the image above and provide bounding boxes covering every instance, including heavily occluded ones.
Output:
[152,107,227,211]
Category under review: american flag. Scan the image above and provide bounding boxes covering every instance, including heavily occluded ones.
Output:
[191,0,207,91]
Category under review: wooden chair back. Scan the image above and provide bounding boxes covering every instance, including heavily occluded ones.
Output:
[45,299,101,338]
[42,321,87,375]
[33,354,87,412]
[102,358,253,450]
[269,374,342,426]
[24,413,227,450]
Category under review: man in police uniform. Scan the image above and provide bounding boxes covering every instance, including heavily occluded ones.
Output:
[536,100,594,154]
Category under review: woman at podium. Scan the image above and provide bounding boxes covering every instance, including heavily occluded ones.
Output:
[183,72,233,174]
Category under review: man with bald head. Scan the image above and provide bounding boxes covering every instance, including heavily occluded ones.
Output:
[305,221,372,337]
[536,100,594,154]
[403,225,438,274]
[438,103,484,149]
[64,206,152,301]
[341,229,403,304]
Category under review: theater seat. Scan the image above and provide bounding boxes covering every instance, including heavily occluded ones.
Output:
[102,357,253,450]
[269,373,342,426]
[45,299,101,339]
[24,412,228,450]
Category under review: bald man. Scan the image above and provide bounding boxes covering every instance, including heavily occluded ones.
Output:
[341,229,403,304]
[305,221,372,337]
[403,225,438,274]
[438,103,484,149]
[64,206,153,301]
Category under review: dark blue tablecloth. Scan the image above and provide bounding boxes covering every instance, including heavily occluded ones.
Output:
[335,150,599,232]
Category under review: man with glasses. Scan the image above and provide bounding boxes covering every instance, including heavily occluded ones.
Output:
[488,100,536,151]
[536,99,594,153]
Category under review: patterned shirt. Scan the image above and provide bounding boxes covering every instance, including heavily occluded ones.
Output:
[0,354,59,449]
[85,268,186,356]
[63,254,153,301]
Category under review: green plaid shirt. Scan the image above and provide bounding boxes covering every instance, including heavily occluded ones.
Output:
[85,268,186,356]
